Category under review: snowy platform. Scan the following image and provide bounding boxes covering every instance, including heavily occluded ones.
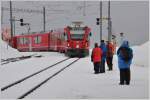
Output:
[0,41,149,99]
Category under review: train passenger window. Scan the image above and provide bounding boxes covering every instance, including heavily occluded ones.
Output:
[24,38,29,44]
[34,36,41,44]
[18,37,29,45]
[18,38,24,44]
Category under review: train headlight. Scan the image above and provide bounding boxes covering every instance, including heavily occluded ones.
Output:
[86,43,88,47]
[67,43,70,47]
[76,44,79,48]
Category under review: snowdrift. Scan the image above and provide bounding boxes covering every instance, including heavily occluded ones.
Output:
[0,39,65,60]
[132,41,149,67]
[0,39,34,59]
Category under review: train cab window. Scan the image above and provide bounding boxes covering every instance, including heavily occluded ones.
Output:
[70,34,84,40]
[34,36,41,44]
[64,33,68,40]
[70,27,84,40]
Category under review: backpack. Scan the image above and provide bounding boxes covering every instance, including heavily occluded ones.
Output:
[120,47,132,62]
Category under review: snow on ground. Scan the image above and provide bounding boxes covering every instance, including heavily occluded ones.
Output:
[132,41,149,67]
[26,56,148,99]
[0,40,66,59]
[0,40,34,59]
[0,40,149,99]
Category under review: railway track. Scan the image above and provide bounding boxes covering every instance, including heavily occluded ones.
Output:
[1,54,38,65]
[1,58,80,99]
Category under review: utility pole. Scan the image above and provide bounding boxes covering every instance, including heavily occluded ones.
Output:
[108,0,111,42]
[1,6,3,25]
[100,1,102,44]
[83,1,86,16]
[13,16,15,36]
[43,6,46,32]
[10,0,13,38]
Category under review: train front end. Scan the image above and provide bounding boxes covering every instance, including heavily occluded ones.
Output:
[64,24,91,57]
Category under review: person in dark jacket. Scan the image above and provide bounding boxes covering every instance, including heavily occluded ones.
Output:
[117,40,133,85]
[106,41,114,70]
[99,40,107,73]
[91,43,103,74]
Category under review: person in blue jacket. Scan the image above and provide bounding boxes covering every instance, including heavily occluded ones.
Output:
[99,40,107,73]
[117,40,133,85]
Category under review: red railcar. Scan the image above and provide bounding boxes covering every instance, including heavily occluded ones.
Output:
[49,31,66,52]
[12,31,66,52]
[64,23,91,57]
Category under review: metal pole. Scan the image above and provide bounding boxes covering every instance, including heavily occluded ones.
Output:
[27,24,30,34]
[1,7,3,25]
[43,6,46,32]
[83,1,86,16]
[1,7,4,40]
[10,1,13,38]
[108,0,111,42]
[13,16,15,36]
[100,1,102,44]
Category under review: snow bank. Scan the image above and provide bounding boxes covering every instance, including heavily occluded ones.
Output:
[0,39,66,60]
[132,41,149,67]
[1,40,20,59]
[0,40,34,59]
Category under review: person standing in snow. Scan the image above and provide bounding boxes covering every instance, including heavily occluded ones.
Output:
[117,40,133,85]
[106,41,114,71]
[99,40,107,73]
[91,43,103,74]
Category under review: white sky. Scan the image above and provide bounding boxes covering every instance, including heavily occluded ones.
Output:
[1,1,149,46]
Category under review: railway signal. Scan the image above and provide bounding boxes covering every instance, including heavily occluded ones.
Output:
[20,19,24,26]
[19,18,29,26]
[19,18,30,33]
[96,18,100,25]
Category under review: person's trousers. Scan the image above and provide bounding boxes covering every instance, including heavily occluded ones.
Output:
[106,57,113,70]
[120,68,130,84]
[100,59,105,73]
[94,62,100,73]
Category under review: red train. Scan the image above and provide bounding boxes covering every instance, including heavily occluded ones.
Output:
[11,23,91,57]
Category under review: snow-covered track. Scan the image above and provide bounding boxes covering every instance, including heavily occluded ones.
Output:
[1,54,37,65]
[17,58,80,99]
[1,57,70,91]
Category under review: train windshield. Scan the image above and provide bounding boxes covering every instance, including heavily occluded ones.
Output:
[70,28,84,40]
[70,34,84,40]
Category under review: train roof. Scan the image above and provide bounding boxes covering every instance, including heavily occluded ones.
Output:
[14,30,64,37]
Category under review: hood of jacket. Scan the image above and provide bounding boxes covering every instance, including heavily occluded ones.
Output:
[121,40,129,48]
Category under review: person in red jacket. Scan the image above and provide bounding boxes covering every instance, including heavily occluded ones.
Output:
[106,41,115,70]
[91,43,103,74]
